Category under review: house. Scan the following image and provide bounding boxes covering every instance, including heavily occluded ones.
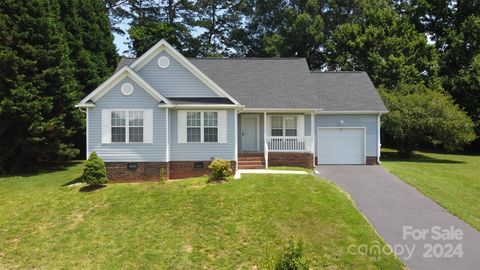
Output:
[76,40,387,181]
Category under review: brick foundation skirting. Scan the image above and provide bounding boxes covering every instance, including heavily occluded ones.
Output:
[366,156,379,165]
[105,161,236,182]
[106,162,168,182]
[268,152,314,168]
[168,160,236,179]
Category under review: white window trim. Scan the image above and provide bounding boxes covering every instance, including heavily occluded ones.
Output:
[270,115,298,137]
[186,111,219,143]
[110,109,146,144]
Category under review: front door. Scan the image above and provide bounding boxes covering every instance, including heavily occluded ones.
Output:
[241,115,258,151]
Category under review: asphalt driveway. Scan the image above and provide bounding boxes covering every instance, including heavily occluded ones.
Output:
[316,165,480,270]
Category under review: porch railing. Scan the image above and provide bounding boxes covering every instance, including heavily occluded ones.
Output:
[266,136,314,152]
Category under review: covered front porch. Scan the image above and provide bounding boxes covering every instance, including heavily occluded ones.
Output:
[237,110,316,169]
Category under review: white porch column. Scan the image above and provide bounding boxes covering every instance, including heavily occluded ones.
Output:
[311,111,315,167]
[264,112,268,168]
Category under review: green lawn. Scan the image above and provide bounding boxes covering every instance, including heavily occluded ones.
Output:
[268,166,313,173]
[0,164,403,269]
[382,148,480,231]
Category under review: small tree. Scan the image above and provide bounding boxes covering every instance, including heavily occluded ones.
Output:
[274,238,309,270]
[380,84,476,157]
[208,159,232,181]
[83,152,107,186]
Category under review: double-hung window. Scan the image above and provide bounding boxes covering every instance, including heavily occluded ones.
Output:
[111,110,144,143]
[271,116,297,137]
[111,111,126,142]
[271,116,283,136]
[129,111,144,142]
[187,112,201,142]
[186,111,218,143]
[284,116,297,136]
[204,112,218,142]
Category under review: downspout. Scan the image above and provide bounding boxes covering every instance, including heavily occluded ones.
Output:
[78,107,88,159]
[311,111,315,167]
[234,109,238,170]
[377,113,381,164]
[264,112,268,169]
[166,107,170,162]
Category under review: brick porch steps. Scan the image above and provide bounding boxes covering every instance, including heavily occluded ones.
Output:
[238,152,265,169]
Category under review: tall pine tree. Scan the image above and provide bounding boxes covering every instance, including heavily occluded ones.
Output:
[58,0,118,157]
[59,0,117,96]
[0,0,82,172]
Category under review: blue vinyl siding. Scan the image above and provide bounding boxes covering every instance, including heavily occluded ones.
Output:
[169,109,236,160]
[314,114,379,157]
[136,51,219,97]
[88,77,166,162]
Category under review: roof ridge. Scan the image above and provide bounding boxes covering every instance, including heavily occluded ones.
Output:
[188,57,306,60]
[119,57,307,60]
[310,70,365,73]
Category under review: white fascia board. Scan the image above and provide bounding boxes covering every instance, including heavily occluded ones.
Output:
[77,66,171,106]
[242,108,322,113]
[315,110,387,114]
[129,39,241,105]
[159,104,244,109]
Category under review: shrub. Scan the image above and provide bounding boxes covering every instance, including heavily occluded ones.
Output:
[82,152,107,186]
[208,159,232,181]
[380,84,476,157]
[274,238,309,270]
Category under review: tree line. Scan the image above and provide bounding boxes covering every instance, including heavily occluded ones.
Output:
[0,0,478,173]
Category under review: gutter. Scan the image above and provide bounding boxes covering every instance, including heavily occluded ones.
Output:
[159,104,244,109]
[75,103,96,108]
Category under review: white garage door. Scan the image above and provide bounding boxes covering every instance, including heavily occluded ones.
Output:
[317,128,365,164]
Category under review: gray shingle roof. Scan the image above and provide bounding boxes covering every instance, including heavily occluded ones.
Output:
[116,57,387,111]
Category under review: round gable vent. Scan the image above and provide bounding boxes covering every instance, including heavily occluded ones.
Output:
[158,56,170,68]
[121,83,134,96]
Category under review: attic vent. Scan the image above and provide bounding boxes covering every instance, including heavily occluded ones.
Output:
[158,56,170,68]
[121,83,134,96]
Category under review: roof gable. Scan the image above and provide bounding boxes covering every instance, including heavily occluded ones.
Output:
[77,66,171,106]
[129,39,240,104]
[136,51,220,98]
[94,77,160,107]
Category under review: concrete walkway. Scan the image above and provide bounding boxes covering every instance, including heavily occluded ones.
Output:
[234,169,308,179]
[316,165,480,270]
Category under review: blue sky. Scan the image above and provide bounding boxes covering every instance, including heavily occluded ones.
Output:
[113,21,131,56]
[114,32,130,56]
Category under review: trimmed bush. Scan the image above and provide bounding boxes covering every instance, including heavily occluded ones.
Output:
[208,159,232,181]
[82,152,107,186]
[275,238,309,270]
